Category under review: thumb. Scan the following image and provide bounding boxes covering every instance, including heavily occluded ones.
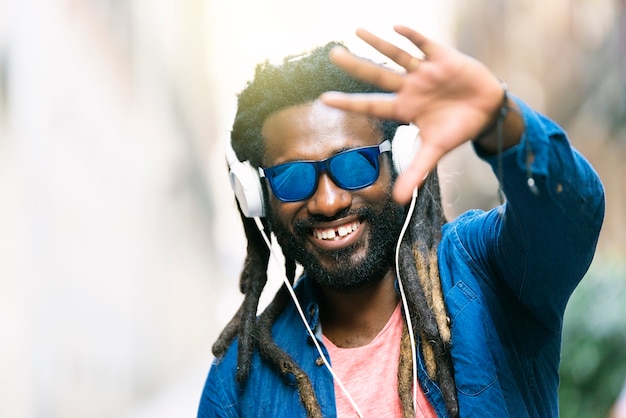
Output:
[392,143,443,204]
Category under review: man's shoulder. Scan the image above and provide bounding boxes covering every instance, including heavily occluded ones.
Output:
[441,208,496,248]
[442,209,489,231]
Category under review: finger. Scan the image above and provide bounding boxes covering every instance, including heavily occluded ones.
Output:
[319,91,404,121]
[393,25,437,57]
[406,57,421,72]
[392,143,445,204]
[329,46,403,91]
[355,28,419,71]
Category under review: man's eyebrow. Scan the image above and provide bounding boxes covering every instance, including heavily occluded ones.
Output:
[333,145,356,155]
[270,145,359,165]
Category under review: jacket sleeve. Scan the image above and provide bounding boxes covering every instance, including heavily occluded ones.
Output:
[462,96,605,330]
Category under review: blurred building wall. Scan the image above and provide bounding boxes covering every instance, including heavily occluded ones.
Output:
[0,1,219,417]
[451,0,626,252]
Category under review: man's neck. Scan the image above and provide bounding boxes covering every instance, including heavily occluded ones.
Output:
[317,271,399,348]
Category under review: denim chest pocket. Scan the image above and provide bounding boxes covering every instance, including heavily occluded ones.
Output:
[446,281,499,396]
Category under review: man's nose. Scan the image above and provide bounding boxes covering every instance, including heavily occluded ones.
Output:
[305,173,352,217]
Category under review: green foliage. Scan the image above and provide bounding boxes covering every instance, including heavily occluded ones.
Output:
[560,253,626,417]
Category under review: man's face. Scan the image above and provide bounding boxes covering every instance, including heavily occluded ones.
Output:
[261,101,405,291]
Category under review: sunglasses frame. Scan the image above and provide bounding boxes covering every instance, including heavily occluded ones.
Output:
[259,140,392,202]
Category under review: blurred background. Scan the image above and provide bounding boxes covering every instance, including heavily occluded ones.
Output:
[0,0,623,417]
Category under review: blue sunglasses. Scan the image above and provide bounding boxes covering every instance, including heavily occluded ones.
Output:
[259,140,392,202]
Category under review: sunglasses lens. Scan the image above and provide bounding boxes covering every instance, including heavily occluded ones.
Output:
[269,162,317,202]
[330,148,379,189]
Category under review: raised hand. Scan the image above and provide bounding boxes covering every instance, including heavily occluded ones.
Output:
[320,25,506,204]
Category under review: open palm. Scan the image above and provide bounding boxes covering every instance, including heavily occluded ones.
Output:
[320,25,504,204]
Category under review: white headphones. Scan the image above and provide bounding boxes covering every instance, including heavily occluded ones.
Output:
[226,123,421,218]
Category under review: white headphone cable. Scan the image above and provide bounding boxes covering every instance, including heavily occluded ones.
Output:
[253,216,365,418]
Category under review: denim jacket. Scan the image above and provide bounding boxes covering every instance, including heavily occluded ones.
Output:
[198,98,605,417]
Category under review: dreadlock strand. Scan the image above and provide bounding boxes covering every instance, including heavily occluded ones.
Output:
[429,248,451,343]
[421,331,438,379]
[257,282,290,329]
[436,347,459,418]
[398,323,416,418]
[235,207,271,383]
[398,241,441,379]
[413,242,433,306]
[293,369,324,418]
[425,327,458,417]
[428,170,446,239]
[257,338,322,418]
[409,176,434,242]
[410,242,440,377]
[238,206,270,293]
[257,284,323,418]
[211,303,244,357]
[234,259,268,382]
[212,207,270,361]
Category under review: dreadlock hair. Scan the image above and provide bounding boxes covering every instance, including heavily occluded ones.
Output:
[213,41,459,417]
[397,170,459,417]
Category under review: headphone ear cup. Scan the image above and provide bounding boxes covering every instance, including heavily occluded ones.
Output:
[391,124,421,174]
[228,160,265,218]
[226,143,265,218]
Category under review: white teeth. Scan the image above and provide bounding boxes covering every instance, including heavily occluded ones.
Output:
[313,221,360,241]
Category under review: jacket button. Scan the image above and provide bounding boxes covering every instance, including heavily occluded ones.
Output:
[315,357,325,367]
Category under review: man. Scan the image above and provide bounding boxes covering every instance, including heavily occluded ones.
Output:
[199,25,605,417]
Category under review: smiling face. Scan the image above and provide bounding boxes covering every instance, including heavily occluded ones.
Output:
[262,101,405,291]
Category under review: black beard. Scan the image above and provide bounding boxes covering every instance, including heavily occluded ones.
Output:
[268,194,405,291]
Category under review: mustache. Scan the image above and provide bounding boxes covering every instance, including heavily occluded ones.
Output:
[293,207,374,237]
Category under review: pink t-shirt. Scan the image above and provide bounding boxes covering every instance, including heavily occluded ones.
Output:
[322,305,437,418]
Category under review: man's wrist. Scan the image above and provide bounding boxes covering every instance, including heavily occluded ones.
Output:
[473,92,524,155]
